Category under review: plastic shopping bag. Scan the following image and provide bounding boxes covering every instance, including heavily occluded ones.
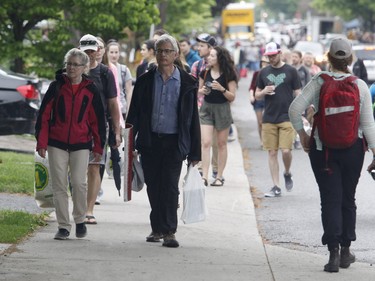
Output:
[34,151,54,208]
[132,155,144,192]
[181,165,207,224]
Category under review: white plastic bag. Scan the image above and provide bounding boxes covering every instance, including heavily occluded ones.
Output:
[34,151,54,208]
[181,165,207,224]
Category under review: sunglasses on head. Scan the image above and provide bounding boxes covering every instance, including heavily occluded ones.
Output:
[80,40,98,46]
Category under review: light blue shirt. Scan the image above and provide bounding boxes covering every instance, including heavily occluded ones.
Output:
[151,67,181,134]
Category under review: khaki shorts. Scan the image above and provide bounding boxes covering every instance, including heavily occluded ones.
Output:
[199,101,233,131]
[262,122,295,150]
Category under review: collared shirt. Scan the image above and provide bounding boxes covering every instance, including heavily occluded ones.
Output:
[151,67,181,134]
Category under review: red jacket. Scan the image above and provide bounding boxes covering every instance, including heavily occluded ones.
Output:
[36,73,106,154]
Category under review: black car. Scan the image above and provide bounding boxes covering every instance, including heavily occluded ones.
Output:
[0,66,42,135]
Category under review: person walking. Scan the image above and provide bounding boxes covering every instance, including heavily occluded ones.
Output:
[35,48,106,240]
[78,34,121,224]
[198,45,238,186]
[107,40,133,119]
[136,39,156,79]
[291,50,311,88]
[179,38,200,68]
[255,42,301,197]
[289,37,375,272]
[126,34,201,248]
[249,55,270,147]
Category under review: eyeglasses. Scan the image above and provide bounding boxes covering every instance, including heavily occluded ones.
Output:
[80,40,98,46]
[156,49,176,55]
[65,62,84,68]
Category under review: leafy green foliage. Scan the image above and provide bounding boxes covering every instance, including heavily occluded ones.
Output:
[0,0,160,78]
[0,210,47,243]
[0,151,35,195]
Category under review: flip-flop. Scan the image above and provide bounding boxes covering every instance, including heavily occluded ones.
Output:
[210,178,224,186]
[84,215,97,224]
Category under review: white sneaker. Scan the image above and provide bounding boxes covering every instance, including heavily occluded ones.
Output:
[265,186,282,197]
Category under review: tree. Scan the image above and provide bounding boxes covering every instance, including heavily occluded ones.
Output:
[263,0,300,19]
[0,0,159,77]
[311,0,375,31]
[156,0,216,37]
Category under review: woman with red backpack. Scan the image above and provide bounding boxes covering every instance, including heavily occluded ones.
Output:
[289,37,375,273]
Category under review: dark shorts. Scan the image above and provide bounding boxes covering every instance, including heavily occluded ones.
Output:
[252,99,265,111]
[199,101,233,131]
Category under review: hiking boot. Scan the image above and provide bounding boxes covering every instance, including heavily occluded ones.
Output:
[162,233,179,248]
[264,186,281,197]
[54,228,70,240]
[76,223,87,238]
[324,248,340,272]
[146,232,162,242]
[284,173,293,191]
[340,247,355,268]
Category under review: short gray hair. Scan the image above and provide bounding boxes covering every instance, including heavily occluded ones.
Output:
[155,34,178,53]
[63,48,90,74]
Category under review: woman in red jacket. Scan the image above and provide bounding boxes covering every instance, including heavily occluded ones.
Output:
[35,48,106,240]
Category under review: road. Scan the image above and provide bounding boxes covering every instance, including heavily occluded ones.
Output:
[232,71,375,265]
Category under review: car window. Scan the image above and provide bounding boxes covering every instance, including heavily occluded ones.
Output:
[354,49,375,60]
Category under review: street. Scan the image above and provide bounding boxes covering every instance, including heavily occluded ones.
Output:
[232,71,375,265]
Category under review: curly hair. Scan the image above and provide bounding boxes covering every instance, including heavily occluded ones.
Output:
[213,46,238,84]
[327,53,353,74]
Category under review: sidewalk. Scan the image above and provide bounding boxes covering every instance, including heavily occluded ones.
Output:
[1,136,375,280]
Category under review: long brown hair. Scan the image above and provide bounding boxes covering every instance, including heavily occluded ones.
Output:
[213,46,238,84]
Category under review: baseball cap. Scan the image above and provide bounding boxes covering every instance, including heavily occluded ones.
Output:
[196,33,217,47]
[264,42,281,56]
[79,34,99,52]
[329,37,352,59]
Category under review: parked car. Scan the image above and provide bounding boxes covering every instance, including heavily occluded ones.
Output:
[353,44,375,84]
[0,66,42,135]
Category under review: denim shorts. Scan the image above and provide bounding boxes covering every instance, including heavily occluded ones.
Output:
[199,101,233,131]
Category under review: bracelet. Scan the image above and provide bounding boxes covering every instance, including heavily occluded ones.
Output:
[222,88,226,94]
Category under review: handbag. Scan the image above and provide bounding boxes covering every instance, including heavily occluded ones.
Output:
[132,155,144,192]
[181,165,207,224]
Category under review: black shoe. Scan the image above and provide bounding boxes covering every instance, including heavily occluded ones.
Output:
[324,248,340,272]
[162,233,179,248]
[76,223,87,238]
[340,247,355,268]
[146,232,162,242]
[54,228,70,240]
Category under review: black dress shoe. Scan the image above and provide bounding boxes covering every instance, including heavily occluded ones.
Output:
[146,232,162,242]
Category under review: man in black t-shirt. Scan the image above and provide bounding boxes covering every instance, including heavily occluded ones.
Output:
[79,34,121,224]
[255,42,301,198]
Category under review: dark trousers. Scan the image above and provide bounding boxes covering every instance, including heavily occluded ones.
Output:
[309,139,364,250]
[141,134,183,235]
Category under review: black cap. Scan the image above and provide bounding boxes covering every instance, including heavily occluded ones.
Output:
[196,33,217,47]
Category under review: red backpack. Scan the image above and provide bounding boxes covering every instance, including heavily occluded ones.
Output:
[312,74,360,149]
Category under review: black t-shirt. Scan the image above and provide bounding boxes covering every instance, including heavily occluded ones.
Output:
[199,69,228,104]
[89,63,117,113]
[257,64,301,124]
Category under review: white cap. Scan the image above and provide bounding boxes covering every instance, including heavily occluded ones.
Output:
[79,34,98,52]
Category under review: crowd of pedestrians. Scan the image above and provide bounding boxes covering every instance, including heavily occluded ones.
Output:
[34,25,375,274]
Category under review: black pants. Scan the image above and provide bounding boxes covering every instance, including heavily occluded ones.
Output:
[141,134,183,235]
[309,139,365,250]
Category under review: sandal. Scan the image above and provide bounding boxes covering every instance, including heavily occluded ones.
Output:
[84,215,97,225]
[202,178,208,187]
[211,178,224,186]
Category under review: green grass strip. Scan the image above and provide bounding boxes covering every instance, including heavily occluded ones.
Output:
[0,151,35,194]
[0,210,47,243]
